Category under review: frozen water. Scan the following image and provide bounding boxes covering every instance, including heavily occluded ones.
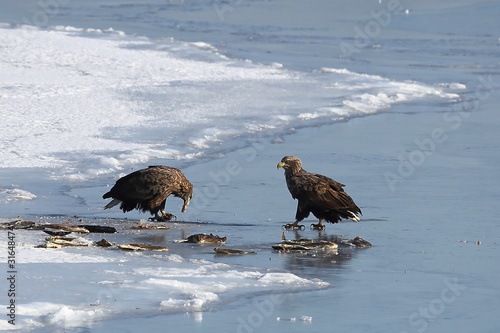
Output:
[0,0,499,332]
[1,24,458,183]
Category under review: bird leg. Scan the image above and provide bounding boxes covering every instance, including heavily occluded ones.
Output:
[150,211,176,222]
[162,210,176,220]
[310,220,326,230]
[282,221,305,230]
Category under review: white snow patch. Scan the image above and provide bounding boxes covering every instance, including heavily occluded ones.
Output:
[0,25,458,182]
[0,188,36,204]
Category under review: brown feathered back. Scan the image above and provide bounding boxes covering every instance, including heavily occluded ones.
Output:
[103,165,193,217]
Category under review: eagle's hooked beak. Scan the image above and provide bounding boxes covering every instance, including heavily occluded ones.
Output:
[182,197,191,213]
[277,161,286,169]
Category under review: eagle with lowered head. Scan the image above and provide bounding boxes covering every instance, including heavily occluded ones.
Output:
[103,165,193,221]
[277,156,361,230]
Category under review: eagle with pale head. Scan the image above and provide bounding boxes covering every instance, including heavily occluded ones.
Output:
[277,156,361,230]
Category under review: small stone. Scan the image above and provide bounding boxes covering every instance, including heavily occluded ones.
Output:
[96,238,114,247]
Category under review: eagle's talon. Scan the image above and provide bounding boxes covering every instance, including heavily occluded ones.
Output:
[162,213,176,221]
[149,213,176,222]
[310,223,325,230]
[282,223,305,230]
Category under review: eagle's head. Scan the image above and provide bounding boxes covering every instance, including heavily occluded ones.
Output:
[277,156,303,175]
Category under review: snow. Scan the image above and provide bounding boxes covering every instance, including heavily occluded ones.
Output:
[0,224,331,331]
[0,4,481,331]
[0,24,458,183]
[0,188,37,204]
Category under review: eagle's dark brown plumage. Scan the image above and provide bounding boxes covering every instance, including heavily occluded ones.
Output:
[277,156,361,230]
[103,165,193,221]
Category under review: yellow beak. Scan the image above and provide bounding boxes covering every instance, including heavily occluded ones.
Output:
[182,197,190,213]
[277,162,286,169]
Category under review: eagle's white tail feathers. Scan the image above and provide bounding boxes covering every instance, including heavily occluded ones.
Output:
[104,198,121,210]
[348,211,361,222]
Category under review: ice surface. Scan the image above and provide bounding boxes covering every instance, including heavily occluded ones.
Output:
[1,24,459,185]
[0,21,466,332]
[0,218,333,331]
[1,1,497,331]
[0,228,330,331]
[0,188,37,204]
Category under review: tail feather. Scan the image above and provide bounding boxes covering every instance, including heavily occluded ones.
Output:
[104,198,121,210]
[347,210,361,222]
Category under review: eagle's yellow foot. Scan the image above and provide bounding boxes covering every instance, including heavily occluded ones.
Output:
[282,223,305,230]
[150,213,176,222]
[163,213,176,220]
[310,223,325,230]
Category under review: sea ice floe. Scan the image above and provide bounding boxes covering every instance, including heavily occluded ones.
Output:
[0,24,459,182]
